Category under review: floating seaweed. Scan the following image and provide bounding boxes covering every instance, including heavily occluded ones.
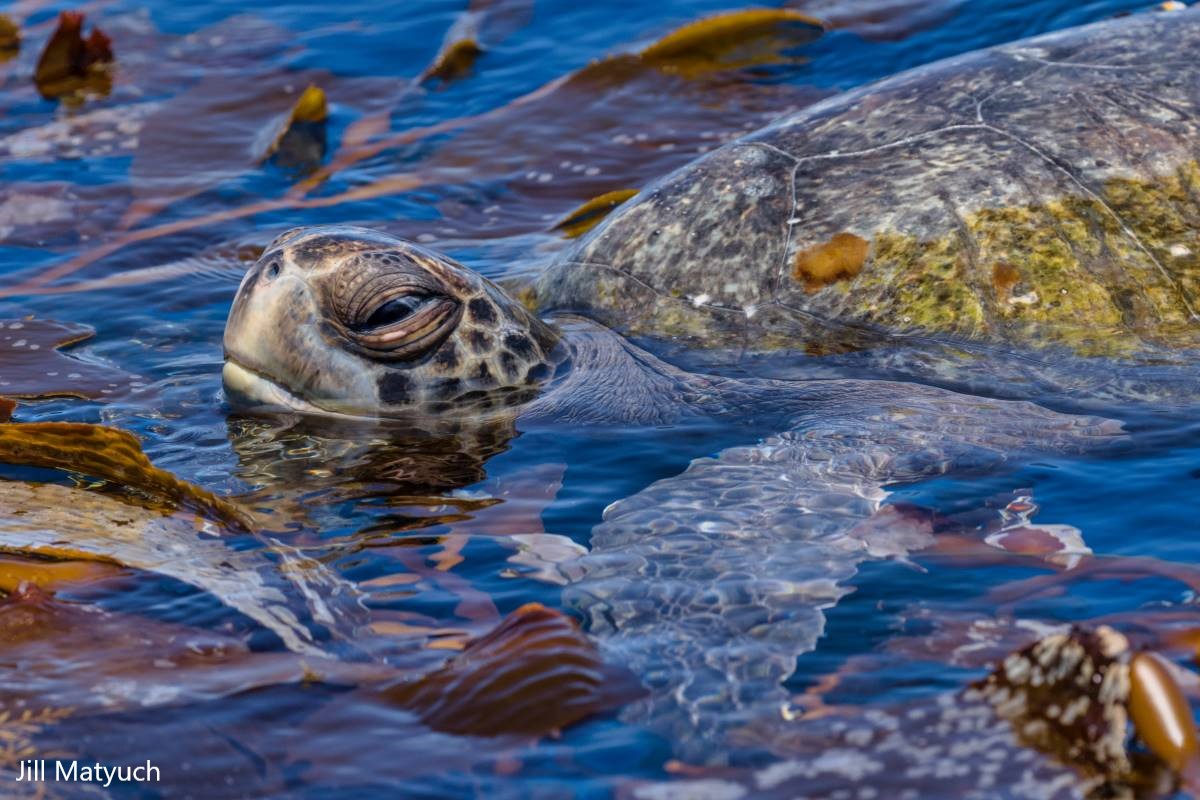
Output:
[0,15,18,59]
[0,552,121,593]
[636,8,825,77]
[33,11,113,100]
[0,479,364,657]
[0,421,250,529]
[555,189,640,238]
[5,6,832,297]
[0,582,337,710]
[380,603,643,737]
[0,319,140,401]
[261,85,329,174]
[421,0,533,83]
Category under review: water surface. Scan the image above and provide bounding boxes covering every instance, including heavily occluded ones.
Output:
[0,0,1197,797]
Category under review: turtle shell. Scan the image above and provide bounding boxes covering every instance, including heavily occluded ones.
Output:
[536,9,1200,359]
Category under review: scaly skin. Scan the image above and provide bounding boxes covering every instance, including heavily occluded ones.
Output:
[537,9,1200,361]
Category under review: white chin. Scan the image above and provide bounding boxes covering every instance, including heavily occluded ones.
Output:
[222,360,327,415]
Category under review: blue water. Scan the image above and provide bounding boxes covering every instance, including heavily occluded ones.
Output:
[0,0,1197,796]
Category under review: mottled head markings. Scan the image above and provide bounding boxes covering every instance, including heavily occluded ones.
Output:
[792,232,870,292]
[223,225,566,418]
[467,297,497,324]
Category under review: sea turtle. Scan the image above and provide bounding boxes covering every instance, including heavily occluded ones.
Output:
[220,7,1200,765]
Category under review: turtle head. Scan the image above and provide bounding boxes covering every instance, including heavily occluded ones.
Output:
[223,226,564,418]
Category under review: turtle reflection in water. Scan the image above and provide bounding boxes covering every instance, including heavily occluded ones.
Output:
[223,5,1200,790]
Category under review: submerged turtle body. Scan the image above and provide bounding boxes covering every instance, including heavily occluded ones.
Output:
[218,7,1188,784]
[537,8,1200,360]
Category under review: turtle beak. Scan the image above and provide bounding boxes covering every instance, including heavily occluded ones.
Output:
[221,359,324,414]
[222,254,383,416]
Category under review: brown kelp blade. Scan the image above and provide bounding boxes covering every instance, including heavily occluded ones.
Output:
[638,8,826,77]
[0,421,252,530]
[0,479,364,657]
[34,11,113,99]
[0,552,123,593]
[0,319,140,401]
[318,6,826,191]
[261,84,329,172]
[0,14,19,57]
[422,38,484,84]
[11,5,829,296]
[0,582,357,713]
[381,603,643,737]
[554,188,639,238]
[419,0,533,84]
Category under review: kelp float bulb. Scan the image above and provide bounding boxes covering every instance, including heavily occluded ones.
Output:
[0,15,19,56]
[1129,651,1200,788]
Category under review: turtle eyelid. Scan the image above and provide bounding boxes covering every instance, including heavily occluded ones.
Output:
[354,293,433,332]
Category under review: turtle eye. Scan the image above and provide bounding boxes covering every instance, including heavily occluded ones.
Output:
[355,293,433,332]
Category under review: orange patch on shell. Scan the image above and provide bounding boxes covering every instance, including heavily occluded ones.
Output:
[992,261,1021,303]
[793,232,870,292]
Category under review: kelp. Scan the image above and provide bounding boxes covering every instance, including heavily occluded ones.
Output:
[973,626,1136,782]
[0,318,140,401]
[9,236,261,298]
[0,421,251,530]
[33,11,113,100]
[261,85,329,174]
[26,610,636,794]
[985,554,1200,609]
[0,552,122,593]
[118,71,387,230]
[981,629,1200,792]
[310,7,825,188]
[0,15,18,58]
[421,0,533,84]
[636,8,825,77]
[0,582,358,713]
[554,188,639,238]
[0,6,830,297]
[0,479,365,657]
[380,603,642,737]
[11,14,395,233]
[422,38,483,84]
